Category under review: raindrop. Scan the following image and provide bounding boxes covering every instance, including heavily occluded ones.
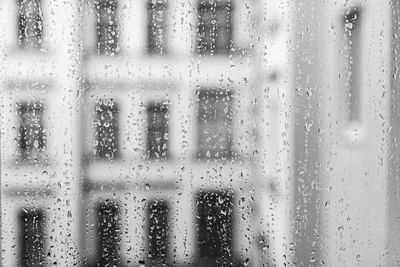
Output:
[145,183,151,191]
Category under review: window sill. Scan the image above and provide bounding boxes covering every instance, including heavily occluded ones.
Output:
[8,45,49,57]
[12,156,50,168]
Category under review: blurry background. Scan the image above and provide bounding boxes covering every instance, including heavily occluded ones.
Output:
[0,0,397,266]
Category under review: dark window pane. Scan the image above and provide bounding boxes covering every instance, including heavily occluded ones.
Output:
[148,200,169,263]
[197,0,232,55]
[17,102,46,161]
[95,0,119,55]
[196,191,233,264]
[18,0,43,49]
[197,89,232,159]
[147,0,167,55]
[147,102,169,159]
[96,201,121,266]
[19,209,45,267]
[94,99,119,160]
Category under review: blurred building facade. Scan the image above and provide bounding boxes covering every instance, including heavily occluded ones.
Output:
[0,0,292,266]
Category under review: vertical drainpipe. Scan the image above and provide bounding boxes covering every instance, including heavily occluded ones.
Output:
[292,0,324,266]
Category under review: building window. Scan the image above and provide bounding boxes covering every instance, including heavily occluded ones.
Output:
[18,0,43,50]
[197,0,233,55]
[343,8,362,123]
[147,0,167,55]
[94,99,119,160]
[95,0,119,55]
[148,200,169,264]
[197,89,232,159]
[19,208,45,267]
[147,102,169,159]
[96,201,121,266]
[196,191,233,263]
[17,102,46,161]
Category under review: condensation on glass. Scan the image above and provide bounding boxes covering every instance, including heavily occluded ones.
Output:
[2,0,394,266]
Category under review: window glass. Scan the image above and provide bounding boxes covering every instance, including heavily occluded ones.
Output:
[196,191,233,264]
[19,209,45,267]
[197,89,232,159]
[147,0,167,55]
[18,0,43,49]
[197,0,232,55]
[95,0,119,55]
[95,201,121,266]
[94,99,119,160]
[148,199,169,264]
[17,102,45,162]
[147,101,169,159]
